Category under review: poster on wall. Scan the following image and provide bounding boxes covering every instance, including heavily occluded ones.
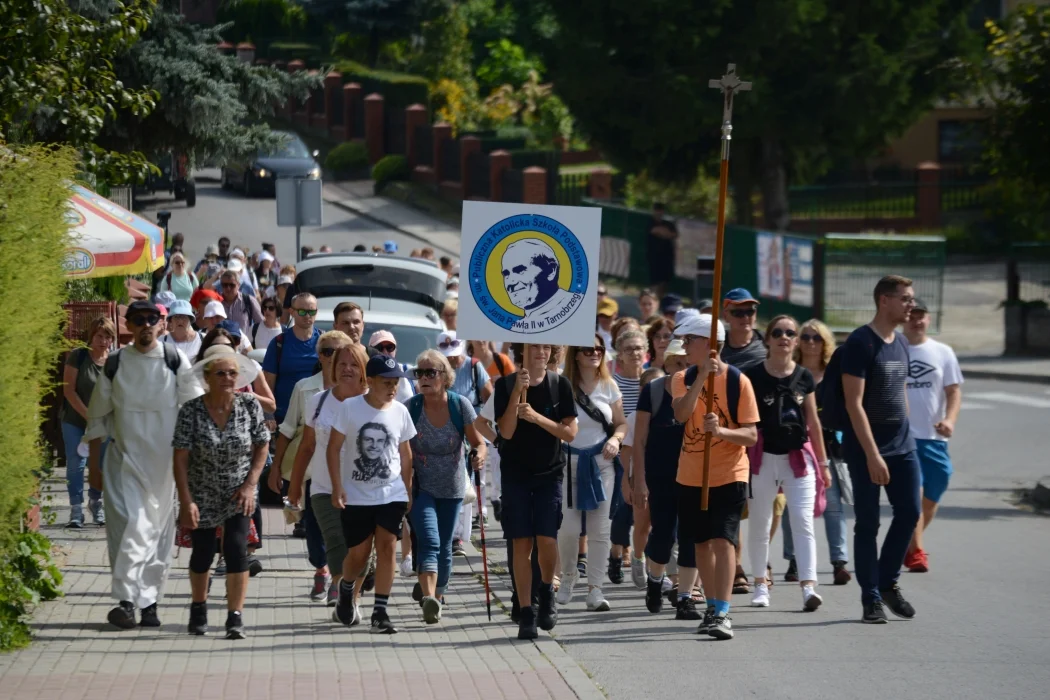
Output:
[786,238,814,306]
[756,231,814,306]
[756,232,785,300]
[458,201,602,347]
[675,219,717,280]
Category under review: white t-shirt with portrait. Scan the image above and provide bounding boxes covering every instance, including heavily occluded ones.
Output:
[304,389,348,493]
[332,395,417,505]
[574,378,622,449]
[906,338,963,442]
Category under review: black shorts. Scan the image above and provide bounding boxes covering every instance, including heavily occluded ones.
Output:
[501,477,563,541]
[340,502,408,548]
[677,482,747,547]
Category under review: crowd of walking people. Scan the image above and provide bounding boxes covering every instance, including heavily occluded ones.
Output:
[64,233,962,641]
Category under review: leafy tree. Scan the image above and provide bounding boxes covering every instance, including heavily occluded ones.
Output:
[307,0,432,68]
[216,0,310,49]
[476,39,543,92]
[512,1,980,228]
[94,4,321,168]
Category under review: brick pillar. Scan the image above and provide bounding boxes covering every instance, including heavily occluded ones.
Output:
[343,83,361,140]
[916,161,942,229]
[364,93,385,164]
[489,150,511,202]
[523,166,547,205]
[236,42,255,64]
[460,135,481,199]
[287,60,306,120]
[323,71,342,135]
[588,167,612,200]
[432,122,452,182]
[404,104,428,168]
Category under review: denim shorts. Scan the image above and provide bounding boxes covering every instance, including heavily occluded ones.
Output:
[501,477,563,540]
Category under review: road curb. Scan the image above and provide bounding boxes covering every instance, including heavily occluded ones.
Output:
[461,539,606,700]
[958,369,1050,384]
[324,196,460,258]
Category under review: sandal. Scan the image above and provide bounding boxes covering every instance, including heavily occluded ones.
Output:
[691,584,706,604]
[732,572,750,595]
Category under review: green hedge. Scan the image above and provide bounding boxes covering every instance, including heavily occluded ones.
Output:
[334,61,429,109]
[372,154,409,193]
[0,144,74,649]
[324,141,369,173]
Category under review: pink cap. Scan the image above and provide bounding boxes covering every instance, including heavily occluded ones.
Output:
[368,330,396,348]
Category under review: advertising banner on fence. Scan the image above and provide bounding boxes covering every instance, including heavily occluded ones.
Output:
[459,201,602,346]
[676,218,717,279]
[756,231,813,306]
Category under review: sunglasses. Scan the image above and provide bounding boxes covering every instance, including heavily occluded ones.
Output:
[294,308,318,317]
[414,368,440,379]
[172,260,185,266]
[579,347,605,357]
[211,369,239,379]
[729,308,757,318]
[438,339,462,349]
[319,347,337,357]
[375,343,396,353]
[263,305,277,312]
[771,328,798,339]
[800,332,822,343]
[653,332,673,341]
[129,314,161,327]
[221,283,238,289]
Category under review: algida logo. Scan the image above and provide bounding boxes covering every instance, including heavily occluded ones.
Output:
[468,214,589,334]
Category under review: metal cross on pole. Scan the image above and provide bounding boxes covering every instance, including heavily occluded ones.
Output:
[700,64,751,511]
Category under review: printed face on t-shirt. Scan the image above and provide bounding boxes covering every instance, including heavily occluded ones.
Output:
[354,423,392,481]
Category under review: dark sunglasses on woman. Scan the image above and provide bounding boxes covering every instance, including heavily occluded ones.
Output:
[770,328,798,339]
[438,339,461,350]
[413,368,440,379]
[800,332,822,343]
[579,347,605,357]
[319,347,337,357]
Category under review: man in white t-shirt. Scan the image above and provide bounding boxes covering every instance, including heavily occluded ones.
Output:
[903,299,963,573]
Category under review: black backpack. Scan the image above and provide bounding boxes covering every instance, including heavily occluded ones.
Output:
[819,346,849,432]
[104,344,181,381]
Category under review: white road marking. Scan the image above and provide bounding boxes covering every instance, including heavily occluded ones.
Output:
[966,392,1050,409]
[960,402,995,410]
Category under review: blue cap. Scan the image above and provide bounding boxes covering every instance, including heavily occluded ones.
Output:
[384,240,398,253]
[366,354,411,378]
[723,288,759,306]
[660,293,683,314]
[168,299,194,318]
[216,319,243,340]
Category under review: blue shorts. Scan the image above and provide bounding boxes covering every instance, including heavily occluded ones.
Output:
[915,439,953,503]
[501,477,564,541]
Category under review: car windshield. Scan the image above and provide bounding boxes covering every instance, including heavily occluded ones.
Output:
[260,134,310,159]
[314,321,437,363]
[294,263,446,312]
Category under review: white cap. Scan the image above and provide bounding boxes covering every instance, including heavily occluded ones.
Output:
[230,248,246,260]
[674,308,699,327]
[673,313,724,342]
[277,275,294,286]
[226,258,244,274]
[437,330,465,358]
[203,300,227,320]
[258,250,274,263]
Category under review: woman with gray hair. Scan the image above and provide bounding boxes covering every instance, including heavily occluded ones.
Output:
[173,345,270,639]
[405,349,487,623]
[609,326,648,586]
[159,251,199,302]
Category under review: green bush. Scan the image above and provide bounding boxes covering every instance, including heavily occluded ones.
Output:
[0,144,75,650]
[334,60,429,109]
[372,155,409,193]
[325,141,369,173]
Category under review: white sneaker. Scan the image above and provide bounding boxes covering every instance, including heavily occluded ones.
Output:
[803,585,823,612]
[630,557,647,589]
[557,571,577,606]
[751,583,770,607]
[585,587,611,612]
[399,554,413,577]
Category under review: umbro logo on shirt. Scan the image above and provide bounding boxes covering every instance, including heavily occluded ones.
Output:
[909,360,936,379]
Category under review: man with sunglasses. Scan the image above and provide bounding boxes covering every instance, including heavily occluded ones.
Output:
[720,288,765,372]
[263,293,321,425]
[85,300,203,629]
[220,270,263,335]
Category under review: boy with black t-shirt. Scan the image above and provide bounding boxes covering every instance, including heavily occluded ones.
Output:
[494,343,578,640]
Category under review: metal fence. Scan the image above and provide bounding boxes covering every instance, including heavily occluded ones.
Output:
[467,150,490,199]
[384,108,406,155]
[310,87,325,115]
[440,138,460,182]
[557,172,589,206]
[414,125,433,167]
[501,168,524,203]
[109,185,133,211]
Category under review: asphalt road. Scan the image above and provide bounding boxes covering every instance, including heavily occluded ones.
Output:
[135,179,423,266]
[478,377,1050,700]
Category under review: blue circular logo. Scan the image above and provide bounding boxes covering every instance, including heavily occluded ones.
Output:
[469,214,589,333]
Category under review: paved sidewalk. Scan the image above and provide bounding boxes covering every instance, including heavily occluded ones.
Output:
[0,472,603,700]
[958,355,1050,384]
[323,181,461,259]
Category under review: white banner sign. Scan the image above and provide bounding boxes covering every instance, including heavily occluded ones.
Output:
[459,201,602,346]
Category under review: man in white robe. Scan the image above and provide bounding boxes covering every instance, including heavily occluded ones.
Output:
[86,300,203,629]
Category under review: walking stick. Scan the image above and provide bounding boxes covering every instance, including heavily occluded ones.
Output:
[473,453,492,620]
[701,64,751,511]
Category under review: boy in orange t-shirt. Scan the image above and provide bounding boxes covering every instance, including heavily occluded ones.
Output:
[671,313,759,640]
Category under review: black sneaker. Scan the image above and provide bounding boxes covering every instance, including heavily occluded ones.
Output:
[292,520,307,538]
[784,558,799,582]
[333,596,355,626]
[510,594,521,623]
[537,586,558,631]
[664,584,679,608]
[576,555,587,578]
[139,603,161,627]
[452,539,466,556]
[107,601,137,630]
[863,601,889,624]
[492,499,502,522]
[370,608,398,634]
[675,595,701,620]
[707,613,734,640]
[517,605,538,640]
[880,585,916,619]
[225,610,246,639]
[187,602,208,635]
[412,581,423,603]
[607,556,624,584]
[247,555,263,577]
[697,607,716,634]
[362,571,376,592]
[645,578,664,614]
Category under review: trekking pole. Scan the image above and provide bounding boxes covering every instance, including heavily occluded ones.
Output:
[701,64,751,511]
[472,453,492,620]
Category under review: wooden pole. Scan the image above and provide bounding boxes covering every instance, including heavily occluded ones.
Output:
[701,65,750,511]
[520,344,530,404]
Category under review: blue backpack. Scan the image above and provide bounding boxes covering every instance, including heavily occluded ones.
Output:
[406,391,467,439]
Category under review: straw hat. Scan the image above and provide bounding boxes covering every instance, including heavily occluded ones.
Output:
[192,345,258,391]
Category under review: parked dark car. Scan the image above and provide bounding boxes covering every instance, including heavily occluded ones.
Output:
[136,152,196,207]
[220,131,321,196]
